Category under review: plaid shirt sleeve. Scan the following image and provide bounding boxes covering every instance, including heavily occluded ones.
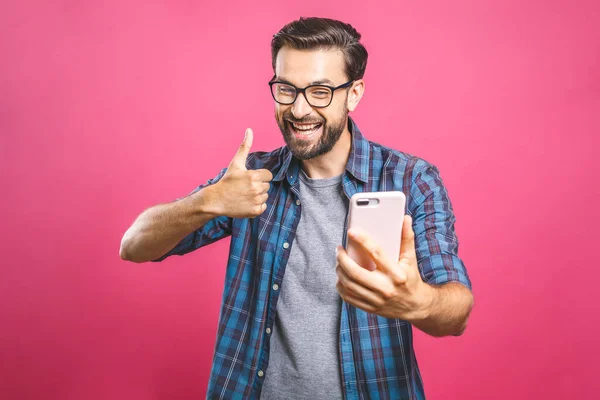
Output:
[152,167,232,262]
[409,162,472,290]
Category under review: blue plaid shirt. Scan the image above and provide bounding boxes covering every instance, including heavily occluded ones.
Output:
[154,117,472,399]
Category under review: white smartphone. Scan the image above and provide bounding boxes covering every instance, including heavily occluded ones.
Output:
[345,191,406,271]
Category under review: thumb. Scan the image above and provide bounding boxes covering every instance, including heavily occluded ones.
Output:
[230,128,253,169]
[399,215,416,262]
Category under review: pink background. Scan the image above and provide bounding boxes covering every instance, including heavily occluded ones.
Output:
[1,0,598,399]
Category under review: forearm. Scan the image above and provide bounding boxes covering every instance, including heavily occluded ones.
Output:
[119,185,220,263]
[411,282,474,337]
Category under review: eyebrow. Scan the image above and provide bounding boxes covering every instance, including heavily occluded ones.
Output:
[274,77,336,86]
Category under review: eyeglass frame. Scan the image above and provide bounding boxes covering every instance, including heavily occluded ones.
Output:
[268,79,354,108]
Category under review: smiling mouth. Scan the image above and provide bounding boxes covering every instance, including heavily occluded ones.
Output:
[287,120,323,135]
[291,122,322,131]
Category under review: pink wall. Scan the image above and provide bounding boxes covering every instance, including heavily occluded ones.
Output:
[1,0,598,399]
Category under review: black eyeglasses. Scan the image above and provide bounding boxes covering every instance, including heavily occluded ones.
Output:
[268,80,354,108]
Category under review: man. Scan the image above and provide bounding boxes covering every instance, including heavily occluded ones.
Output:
[120,17,473,400]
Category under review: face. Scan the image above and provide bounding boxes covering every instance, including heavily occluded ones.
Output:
[273,47,360,160]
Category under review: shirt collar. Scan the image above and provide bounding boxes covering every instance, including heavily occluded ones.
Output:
[272,116,370,184]
[345,116,370,183]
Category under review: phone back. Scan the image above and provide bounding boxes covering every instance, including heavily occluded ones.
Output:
[345,191,406,271]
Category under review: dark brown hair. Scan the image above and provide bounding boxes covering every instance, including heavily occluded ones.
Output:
[271,17,368,81]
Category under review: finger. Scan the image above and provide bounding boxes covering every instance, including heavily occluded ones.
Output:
[259,182,271,194]
[254,168,273,182]
[229,128,253,170]
[336,246,382,293]
[399,215,417,263]
[336,264,385,306]
[346,229,395,274]
[336,281,378,313]
[338,246,402,298]
[258,193,268,204]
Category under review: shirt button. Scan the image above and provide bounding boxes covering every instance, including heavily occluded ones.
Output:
[272,283,279,291]
[266,327,271,334]
[283,242,289,249]
[296,199,301,206]
[258,370,264,377]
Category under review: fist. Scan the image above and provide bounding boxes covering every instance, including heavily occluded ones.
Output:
[213,128,273,218]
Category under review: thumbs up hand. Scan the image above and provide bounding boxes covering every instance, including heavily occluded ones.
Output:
[212,128,273,218]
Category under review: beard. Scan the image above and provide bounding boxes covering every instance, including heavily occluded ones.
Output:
[276,103,349,160]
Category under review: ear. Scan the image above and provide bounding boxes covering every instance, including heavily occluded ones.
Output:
[347,79,365,112]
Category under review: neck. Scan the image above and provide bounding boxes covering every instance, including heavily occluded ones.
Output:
[300,125,352,179]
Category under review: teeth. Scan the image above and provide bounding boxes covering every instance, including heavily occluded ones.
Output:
[292,123,320,131]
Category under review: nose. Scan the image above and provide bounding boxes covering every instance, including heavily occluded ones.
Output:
[291,92,313,120]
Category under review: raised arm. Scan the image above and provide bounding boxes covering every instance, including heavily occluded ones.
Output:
[119,128,273,263]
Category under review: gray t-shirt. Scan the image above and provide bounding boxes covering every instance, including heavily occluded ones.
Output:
[260,169,347,400]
